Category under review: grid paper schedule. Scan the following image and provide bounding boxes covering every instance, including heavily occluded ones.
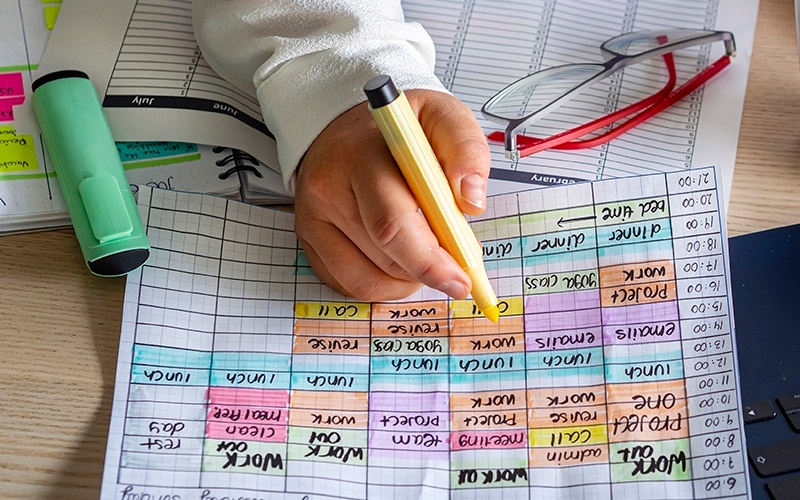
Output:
[102,167,748,500]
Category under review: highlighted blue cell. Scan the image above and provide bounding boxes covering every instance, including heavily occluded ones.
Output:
[211,352,291,372]
[595,217,672,247]
[133,344,211,369]
[131,364,209,386]
[449,369,527,386]
[371,355,449,375]
[526,347,604,370]
[605,359,685,383]
[449,353,525,374]
[522,229,597,257]
[290,353,369,374]
[210,370,291,388]
[290,372,369,392]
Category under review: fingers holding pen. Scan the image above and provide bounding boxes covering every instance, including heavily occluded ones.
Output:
[407,90,492,217]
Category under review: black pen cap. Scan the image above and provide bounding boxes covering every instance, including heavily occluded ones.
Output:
[364,75,400,108]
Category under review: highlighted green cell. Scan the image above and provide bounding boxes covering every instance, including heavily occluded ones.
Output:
[610,439,692,482]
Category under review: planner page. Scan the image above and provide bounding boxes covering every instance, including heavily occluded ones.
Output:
[101,166,748,499]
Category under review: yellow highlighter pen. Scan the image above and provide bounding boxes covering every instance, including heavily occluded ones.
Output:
[363,75,500,322]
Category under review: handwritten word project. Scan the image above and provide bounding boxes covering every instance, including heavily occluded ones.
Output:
[101,166,748,499]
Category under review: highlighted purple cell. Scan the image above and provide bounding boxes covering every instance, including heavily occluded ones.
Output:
[368,429,450,458]
[603,318,680,346]
[525,308,601,333]
[526,327,603,351]
[602,301,678,326]
[525,290,600,313]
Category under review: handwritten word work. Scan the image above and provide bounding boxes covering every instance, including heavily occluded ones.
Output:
[101,167,747,500]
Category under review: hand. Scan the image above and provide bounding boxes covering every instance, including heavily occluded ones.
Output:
[294,89,491,302]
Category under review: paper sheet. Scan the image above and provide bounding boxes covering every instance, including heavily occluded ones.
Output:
[30,0,758,203]
[0,0,286,234]
[101,166,749,499]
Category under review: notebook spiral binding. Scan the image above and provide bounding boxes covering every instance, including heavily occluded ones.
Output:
[212,146,263,202]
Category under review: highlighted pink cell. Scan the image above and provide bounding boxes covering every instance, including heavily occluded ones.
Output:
[206,387,289,443]
[207,387,290,407]
[450,430,528,451]
[206,421,288,443]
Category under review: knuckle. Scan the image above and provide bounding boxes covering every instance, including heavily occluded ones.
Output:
[369,211,411,250]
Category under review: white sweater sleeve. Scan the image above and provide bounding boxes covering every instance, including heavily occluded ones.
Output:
[192,0,446,192]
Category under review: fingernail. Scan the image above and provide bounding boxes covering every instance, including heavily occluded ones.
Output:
[461,174,486,210]
[439,280,469,299]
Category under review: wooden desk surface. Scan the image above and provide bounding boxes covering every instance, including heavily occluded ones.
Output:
[2,1,800,498]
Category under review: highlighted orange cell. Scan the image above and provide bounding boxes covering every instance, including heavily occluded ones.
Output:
[451,429,528,451]
[292,334,369,355]
[530,444,609,467]
[292,318,370,337]
[606,379,687,409]
[528,384,607,410]
[449,331,524,355]
[605,380,689,442]
[371,300,449,321]
[599,260,675,288]
[450,313,523,337]
[600,280,676,308]
[606,409,689,442]
[451,408,527,431]
[451,389,527,412]
[289,407,368,428]
[529,406,606,429]
[289,390,368,411]
[371,318,447,338]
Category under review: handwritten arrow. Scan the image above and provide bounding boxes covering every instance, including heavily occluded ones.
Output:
[557,215,596,228]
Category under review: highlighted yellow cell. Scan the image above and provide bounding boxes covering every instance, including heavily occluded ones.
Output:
[529,424,608,448]
[450,296,522,319]
[294,302,370,320]
[43,5,61,30]
[0,126,38,172]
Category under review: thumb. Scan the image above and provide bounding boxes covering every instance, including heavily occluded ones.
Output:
[409,90,491,216]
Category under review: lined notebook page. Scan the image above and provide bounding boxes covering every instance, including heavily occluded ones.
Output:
[101,166,749,500]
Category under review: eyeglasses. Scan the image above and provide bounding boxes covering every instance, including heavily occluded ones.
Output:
[481,29,736,160]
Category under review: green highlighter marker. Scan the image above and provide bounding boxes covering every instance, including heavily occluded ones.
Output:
[31,70,149,277]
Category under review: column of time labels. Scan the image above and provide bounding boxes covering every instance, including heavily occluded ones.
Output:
[115,168,746,499]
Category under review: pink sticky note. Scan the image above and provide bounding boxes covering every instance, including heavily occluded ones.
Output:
[0,96,25,122]
[0,73,24,98]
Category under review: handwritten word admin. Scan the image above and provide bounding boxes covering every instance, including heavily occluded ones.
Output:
[100,167,747,500]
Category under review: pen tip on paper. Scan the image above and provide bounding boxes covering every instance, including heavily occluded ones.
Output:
[482,304,499,323]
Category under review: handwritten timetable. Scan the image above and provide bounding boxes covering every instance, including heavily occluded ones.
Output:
[101,166,749,500]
